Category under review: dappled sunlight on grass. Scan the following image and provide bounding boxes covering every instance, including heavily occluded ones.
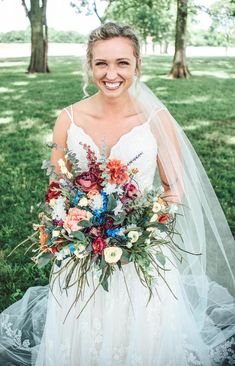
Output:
[71,70,84,76]
[193,70,235,79]
[0,116,13,124]
[170,95,210,105]
[0,87,15,93]
[183,119,212,131]
[0,61,27,68]
[11,81,29,86]
[204,130,235,145]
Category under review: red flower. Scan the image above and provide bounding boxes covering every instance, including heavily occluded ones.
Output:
[74,163,104,192]
[50,246,58,254]
[92,237,106,255]
[45,181,61,202]
[124,183,140,199]
[158,215,169,223]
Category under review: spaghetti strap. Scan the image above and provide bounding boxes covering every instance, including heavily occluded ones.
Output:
[63,106,74,124]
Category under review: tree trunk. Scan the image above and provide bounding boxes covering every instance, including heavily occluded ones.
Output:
[168,0,191,79]
[22,0,49,73]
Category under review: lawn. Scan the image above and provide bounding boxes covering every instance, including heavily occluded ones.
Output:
[0,55,234,311]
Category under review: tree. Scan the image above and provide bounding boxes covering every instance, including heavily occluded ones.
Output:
[104,0,175,53]
[22,0,49,73]
[168,0,191,79]
[209,0,235,54]
[70,0,107,23]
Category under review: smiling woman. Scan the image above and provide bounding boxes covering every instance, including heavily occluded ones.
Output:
[0,22,235,366]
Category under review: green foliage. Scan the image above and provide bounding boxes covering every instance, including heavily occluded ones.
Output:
[0,55,234,312]
[104,0,176,43]
[0,28,87,43]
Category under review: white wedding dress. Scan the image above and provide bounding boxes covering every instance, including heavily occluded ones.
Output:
[1,108,235,366]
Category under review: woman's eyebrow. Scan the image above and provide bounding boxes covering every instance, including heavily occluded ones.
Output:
[94,58,131,61]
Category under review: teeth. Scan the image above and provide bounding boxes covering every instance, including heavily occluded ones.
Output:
[104,82,122,90]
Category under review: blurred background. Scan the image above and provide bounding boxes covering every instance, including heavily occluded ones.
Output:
[0,0,234,310]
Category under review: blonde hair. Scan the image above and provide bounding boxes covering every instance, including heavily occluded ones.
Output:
[83,22,141,97]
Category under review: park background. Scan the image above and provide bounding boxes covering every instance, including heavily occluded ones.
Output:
[0,0,234,311]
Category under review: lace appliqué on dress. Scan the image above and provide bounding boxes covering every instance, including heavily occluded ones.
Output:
[1,314,30,349]
[209,337,235,365]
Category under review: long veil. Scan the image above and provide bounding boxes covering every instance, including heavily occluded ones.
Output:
[130,80,235,348]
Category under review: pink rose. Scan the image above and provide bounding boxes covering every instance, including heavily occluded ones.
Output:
[63,208,93,233]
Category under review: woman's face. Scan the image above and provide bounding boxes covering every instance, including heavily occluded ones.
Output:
[91,37,139,98]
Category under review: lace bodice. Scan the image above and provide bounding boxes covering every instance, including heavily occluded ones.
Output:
[65,108,158,192]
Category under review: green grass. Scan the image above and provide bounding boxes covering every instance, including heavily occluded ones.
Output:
[0,55,234,311]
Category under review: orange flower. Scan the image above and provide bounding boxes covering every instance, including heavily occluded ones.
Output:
[106,159,129,185]
[39,226,49,252]
[87,189,100,199]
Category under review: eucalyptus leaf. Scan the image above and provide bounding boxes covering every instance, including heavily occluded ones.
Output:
[78,220,93,227]
[107,194,117,211]
[37,252,54,268]
[156,253,166,266]
[72,231,86,241]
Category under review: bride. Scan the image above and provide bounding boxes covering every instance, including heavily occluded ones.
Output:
[0,22,235,366]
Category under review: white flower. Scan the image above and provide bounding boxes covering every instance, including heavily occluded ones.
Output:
[58,159,73,179]
[78,197,88,207]
[144,238,151,245]
[113,200,123,215]
[126,242,133,249]
[90,194,104,210]
[74,244,88,259]
[52,196,67,221]
[52,230,60,237]
[127,230,141,243]
[150,214,159,222]
[152,202,162,213]
[49,198,56,208]
[169,204,178,214]
[104,247,123,264]
[103,183,123,195]
[152,229,168,240]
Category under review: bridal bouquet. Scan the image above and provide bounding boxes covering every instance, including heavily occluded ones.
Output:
[12,142,184,318]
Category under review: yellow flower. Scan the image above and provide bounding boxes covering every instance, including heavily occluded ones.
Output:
[127,230,141,243]
[104,247,122,264]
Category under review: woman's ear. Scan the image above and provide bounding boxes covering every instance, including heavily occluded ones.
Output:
[135,58,142,75]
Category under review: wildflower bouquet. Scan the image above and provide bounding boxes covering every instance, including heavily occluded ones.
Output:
[13,142,186,318]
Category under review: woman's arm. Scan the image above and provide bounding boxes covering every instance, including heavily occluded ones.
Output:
[154,109,184,204]
[50,109,72,180]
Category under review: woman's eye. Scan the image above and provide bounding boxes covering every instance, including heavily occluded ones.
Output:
[119,61,129,65]
[95,62,106,66]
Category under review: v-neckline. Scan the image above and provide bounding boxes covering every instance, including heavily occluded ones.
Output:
[68,119,150,159]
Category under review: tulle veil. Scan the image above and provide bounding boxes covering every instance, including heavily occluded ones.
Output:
[129,79,235,347]
[0,79,234,365]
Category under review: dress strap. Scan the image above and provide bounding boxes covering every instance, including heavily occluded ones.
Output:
[63,106,74,124]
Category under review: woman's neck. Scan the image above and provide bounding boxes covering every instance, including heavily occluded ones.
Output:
[94,91,136,118]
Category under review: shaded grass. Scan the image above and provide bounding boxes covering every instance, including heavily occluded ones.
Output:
[0,55,234,311]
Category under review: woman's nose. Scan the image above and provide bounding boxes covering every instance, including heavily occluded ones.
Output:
[106,66,118,80]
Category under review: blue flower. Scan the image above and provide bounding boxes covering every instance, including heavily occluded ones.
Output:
[106,228,121,237]
[72,191,82,206]
[68,243,76,253]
